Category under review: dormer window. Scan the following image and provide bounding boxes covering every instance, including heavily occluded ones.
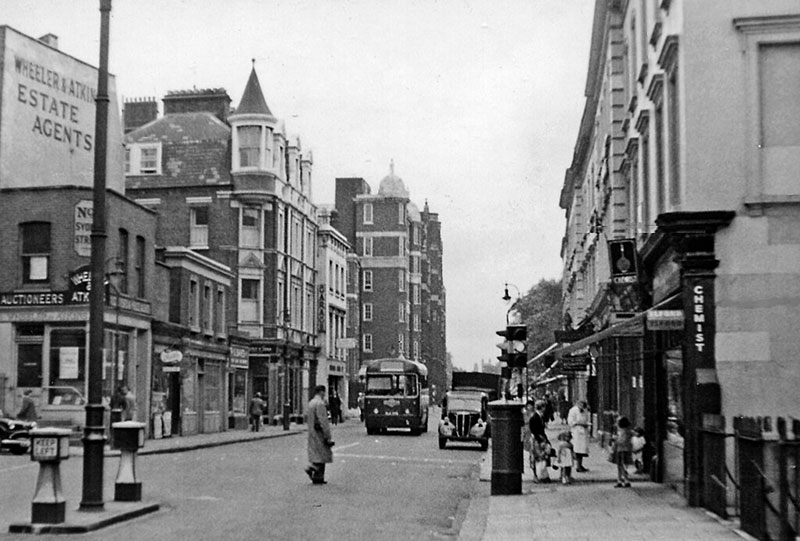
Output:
[125,143,162,175]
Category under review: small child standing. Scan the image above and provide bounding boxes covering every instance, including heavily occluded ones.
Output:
[631,427,646,474]
[556,430,574,485]
[613,416,634,487]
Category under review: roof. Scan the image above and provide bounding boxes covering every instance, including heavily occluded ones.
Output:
[378,161,409,198]
[235,66,273,116]
[125,112,229,144]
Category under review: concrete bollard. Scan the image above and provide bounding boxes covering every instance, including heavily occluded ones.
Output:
[487,400,524,495]
[111,421,145,502]
[28,428,72,524]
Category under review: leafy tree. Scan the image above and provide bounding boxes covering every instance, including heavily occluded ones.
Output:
[511,278,562,368]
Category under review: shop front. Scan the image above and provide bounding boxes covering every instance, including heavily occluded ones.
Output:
[227,340,250,430]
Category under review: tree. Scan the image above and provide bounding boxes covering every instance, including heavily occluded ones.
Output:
[512,278,562,367]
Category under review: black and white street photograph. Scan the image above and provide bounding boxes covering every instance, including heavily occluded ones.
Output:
[1,1,799,539]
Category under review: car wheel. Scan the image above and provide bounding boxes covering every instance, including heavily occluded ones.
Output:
[480,439,489,451]
[438,437,447,449]
[10,446,27,455]
[410,427,420,436]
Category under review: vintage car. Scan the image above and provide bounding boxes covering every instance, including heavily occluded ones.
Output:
[0,411,36,455]
[438,390,490,450]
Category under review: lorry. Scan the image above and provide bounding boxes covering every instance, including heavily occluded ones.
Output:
[437,372,502,450]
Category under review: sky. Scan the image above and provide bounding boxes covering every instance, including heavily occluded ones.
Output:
[4,0,595,371]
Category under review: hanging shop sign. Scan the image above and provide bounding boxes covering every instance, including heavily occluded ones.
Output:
[608,239,639,285]
[646,310,684,331]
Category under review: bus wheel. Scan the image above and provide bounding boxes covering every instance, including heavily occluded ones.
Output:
[438,437,447,449]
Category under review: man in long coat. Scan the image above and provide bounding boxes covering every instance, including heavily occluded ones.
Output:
[305,385,334,485]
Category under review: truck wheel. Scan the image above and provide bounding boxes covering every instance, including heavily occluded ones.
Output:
[438,437,447,449]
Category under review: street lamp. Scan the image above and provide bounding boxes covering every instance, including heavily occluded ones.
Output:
[501,282,521,324]
[81,0,112,511]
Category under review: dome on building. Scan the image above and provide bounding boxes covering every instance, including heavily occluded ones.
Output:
[378,160,409,198]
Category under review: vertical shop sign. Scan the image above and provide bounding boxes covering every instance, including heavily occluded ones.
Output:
[74,200,93,257]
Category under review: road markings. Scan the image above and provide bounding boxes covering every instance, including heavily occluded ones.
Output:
[337,453,474,465]
[0,462,38,474]
[335,442,361,451]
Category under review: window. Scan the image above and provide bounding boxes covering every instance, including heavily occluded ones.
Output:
[203,284,213,332]
[398,334,405,356]
[190,206,209,248]
[363,270,373,291]
[412,284,420,304]
[398,237,405,257]
[215,288,226,334]
[140,147,158,173]
[118,229,129,294]
[363,236,373,257]
[363,202,373,224]
[238,126,261,168]
[21,222,50,284]
[240,278,260,322]
[413,340,419,360]
[124,147,130,174]
[414,313,420,331]
[328,261,334,293]
[398,303,405,323]
[135,236,145,298]
[398,202,405,224]
[189,279,199,328]
[242,207,260,247]
[363,333,373,352]
[398,270,405,292]
[363,303,373,321]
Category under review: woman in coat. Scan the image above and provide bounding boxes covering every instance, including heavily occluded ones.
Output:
[568,400,591,472]
[305,385,334,484]
[529,399,552,482]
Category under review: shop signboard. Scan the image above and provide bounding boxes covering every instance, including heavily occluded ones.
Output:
[229,345,249,369]
[608,239,639,285]
[647,310,684,331]
[74,200,93,257]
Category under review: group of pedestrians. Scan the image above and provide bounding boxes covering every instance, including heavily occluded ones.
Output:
[524,398,591,484]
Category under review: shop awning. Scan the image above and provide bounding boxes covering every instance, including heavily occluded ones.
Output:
[551,293,681,359]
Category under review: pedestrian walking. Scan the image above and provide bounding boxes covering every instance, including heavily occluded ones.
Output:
[558,393,571,424]
[529,399,553,483]
[556,430,574,485]
[329,390,341,425]
[612,416,633,487]
[305,385,334,485]
[357,392,365,422]
[568,400,591,472]
[16,389,38,421]
[543,392,555,426]
[249,392,264,432]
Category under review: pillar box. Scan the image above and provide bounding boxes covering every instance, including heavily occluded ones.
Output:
[29,428,72,524]
[487,400,524,495]
[111,421,145,502]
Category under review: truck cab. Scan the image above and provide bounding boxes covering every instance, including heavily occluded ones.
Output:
[438,390,490,450]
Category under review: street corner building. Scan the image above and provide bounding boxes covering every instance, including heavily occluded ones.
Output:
[547,0,800,529]
[0,26,156,436]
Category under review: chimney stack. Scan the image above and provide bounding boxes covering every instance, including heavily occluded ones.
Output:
[123,97,159,133]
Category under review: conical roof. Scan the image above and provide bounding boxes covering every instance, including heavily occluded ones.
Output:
[235,66,273,116]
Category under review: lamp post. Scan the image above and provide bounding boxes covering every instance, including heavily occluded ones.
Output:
[81,0,112,511]
[501,282,526,398]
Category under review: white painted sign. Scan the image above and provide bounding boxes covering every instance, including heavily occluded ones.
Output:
[59,347,79,379]
[74,200,93,257]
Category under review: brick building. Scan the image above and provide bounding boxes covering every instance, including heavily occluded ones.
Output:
[334,165,448,395]
[0,27,158,434]
[125,65,319,423]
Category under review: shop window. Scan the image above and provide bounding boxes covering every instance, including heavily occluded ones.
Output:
[16,325,43,388]
[229,370,246,414]
[204,361,221,413]
[21,222,50,284]
[48,328,86,405]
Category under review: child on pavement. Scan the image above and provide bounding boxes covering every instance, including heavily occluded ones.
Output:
[613,416,633,487]
[556,430,574,485]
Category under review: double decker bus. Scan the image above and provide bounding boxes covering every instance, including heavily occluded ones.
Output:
[363,358,430,436]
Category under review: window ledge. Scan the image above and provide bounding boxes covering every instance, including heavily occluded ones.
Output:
[744,195,800,215]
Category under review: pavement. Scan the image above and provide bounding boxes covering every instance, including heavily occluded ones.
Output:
[7,422,306,534]
[458,424,755,541]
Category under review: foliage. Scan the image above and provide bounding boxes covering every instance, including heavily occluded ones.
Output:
[511,278,562,360]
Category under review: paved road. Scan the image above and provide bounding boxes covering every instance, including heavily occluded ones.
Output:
[1,413,482,540]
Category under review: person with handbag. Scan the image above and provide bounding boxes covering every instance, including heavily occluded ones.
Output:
[529,399,553,483]
[305,385,334,485]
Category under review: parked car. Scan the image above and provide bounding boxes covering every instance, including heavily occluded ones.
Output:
[0,411,36,455]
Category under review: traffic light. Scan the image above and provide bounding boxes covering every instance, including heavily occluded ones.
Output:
[496,324,527,368]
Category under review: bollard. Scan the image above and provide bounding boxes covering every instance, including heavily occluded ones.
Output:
[29,428,72,524]
[487,399,524,495]
[282,402,291,431]
[111,421,145,502]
